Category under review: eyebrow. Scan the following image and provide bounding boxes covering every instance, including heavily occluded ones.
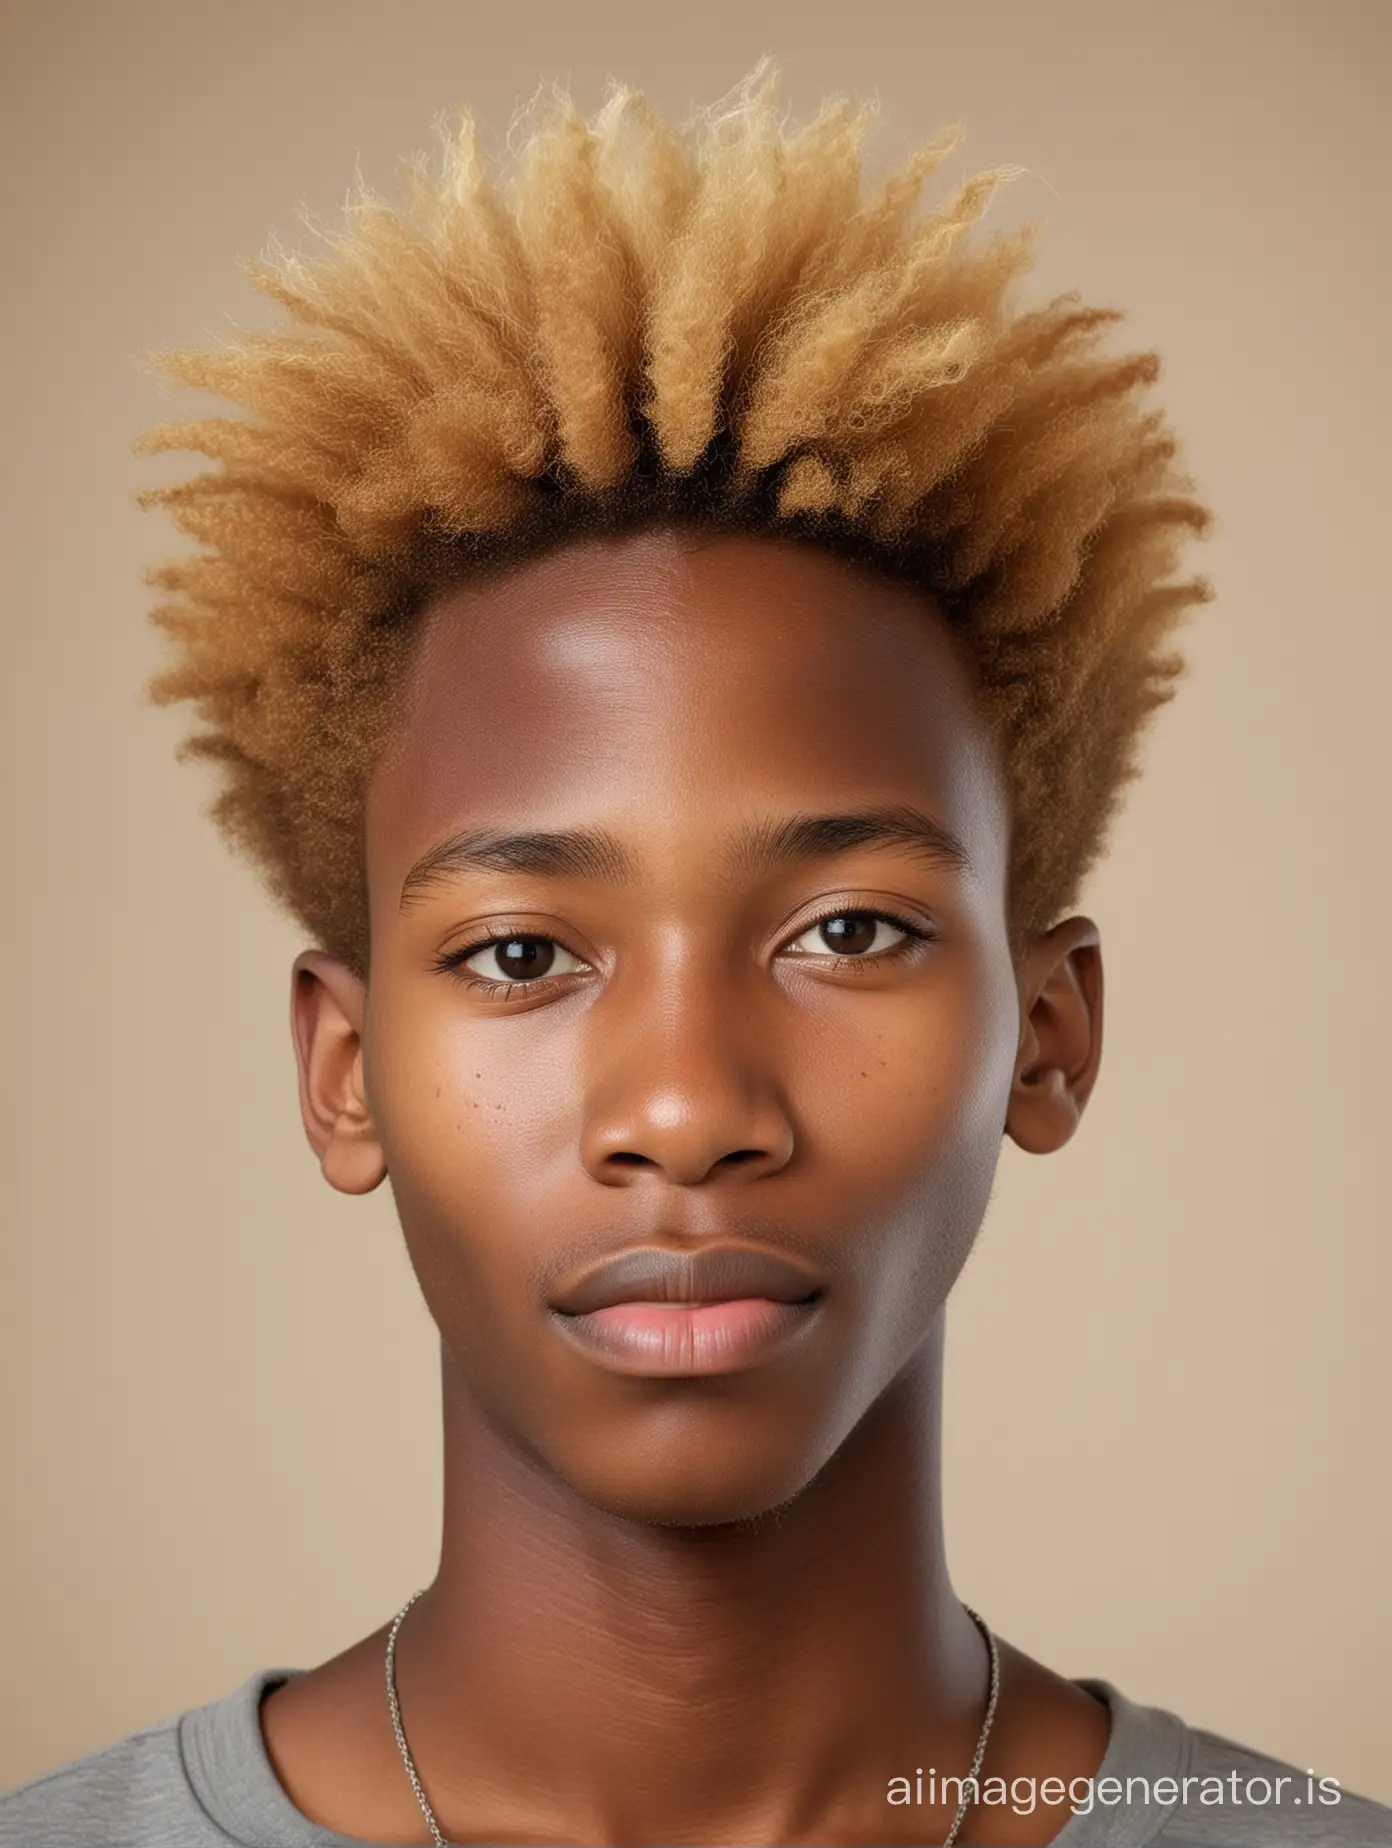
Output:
[399,804,973,911]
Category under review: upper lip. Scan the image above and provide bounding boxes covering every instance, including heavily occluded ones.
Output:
[551,1244,825,1315]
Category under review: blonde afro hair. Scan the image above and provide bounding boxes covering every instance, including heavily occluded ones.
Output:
[134,67,1212,980]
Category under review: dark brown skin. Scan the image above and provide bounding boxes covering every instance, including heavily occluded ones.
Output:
[264,527,1110,1845]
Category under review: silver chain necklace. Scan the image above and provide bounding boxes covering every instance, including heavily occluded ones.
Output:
[386,1589,1000,1848]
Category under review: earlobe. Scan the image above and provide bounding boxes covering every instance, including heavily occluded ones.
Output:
[289,950,388,1195]
[1003,918,1104,1156]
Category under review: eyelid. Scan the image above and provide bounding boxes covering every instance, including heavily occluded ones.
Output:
[463,936,587,981]
[430,901,938,988]
[430,918,594,983]
[775,897,939,954]
[787,909,918,948]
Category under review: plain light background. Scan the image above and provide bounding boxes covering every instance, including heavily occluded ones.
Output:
[3,0,1389,1807]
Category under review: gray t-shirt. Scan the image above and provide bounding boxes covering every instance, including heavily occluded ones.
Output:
[2,1670,1389,1847]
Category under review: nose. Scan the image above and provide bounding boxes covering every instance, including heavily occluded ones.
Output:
[579,971,797,1188]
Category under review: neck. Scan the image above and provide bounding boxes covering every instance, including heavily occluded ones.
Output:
[400,1313,988,1843]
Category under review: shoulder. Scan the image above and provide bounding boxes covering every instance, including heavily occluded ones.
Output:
[0,1666,312,1848]
[0,1712,232,1848]
[1067,1679,1392,1848]
[1156,1722,1392,1846]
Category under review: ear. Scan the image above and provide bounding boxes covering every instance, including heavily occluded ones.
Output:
[289,950,388,1195]
[1004,916,1104,1156]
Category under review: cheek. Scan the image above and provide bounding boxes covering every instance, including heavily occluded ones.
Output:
[802,951,1015,1210]
[800,952,1018,1347]
[362,985,575,1307]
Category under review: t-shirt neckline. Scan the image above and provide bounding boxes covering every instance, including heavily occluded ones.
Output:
[179,1667,1191,1848]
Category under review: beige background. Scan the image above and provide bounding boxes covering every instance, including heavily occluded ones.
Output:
[3,0,1389,1808]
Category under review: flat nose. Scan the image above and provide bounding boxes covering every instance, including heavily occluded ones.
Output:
[578,975,796,1188]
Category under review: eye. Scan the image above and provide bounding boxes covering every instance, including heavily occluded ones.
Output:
[783,911,923,959]
[453,934,587,986]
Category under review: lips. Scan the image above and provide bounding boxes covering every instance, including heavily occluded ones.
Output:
[550,1243,824,1316]
[548,1243,827,1376]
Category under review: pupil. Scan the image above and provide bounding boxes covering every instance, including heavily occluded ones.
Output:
[496,937,554,979]
[820,914,877,955]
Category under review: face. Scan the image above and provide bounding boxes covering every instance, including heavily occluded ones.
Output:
[294,527,1102,1525]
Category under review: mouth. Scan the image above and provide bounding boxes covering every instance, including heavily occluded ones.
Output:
[548,1243,826,1378]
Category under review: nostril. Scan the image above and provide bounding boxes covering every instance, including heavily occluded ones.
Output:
[718,1149,767,1167]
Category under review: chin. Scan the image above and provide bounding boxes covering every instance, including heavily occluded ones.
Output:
[548,1408,841,1529]
[572,1471,814,1530]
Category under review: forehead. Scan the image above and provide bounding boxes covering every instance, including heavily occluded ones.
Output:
[365,527,1008,894]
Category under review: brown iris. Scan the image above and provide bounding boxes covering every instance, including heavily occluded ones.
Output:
[817,915,879,954]
[492,937,556,979]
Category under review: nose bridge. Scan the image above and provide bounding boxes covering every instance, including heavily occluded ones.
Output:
[579,934,795,1186]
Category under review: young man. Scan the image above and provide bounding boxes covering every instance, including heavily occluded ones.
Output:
[4,70,1387,1848]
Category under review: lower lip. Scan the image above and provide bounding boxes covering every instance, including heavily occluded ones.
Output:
[552,1297,822,1376]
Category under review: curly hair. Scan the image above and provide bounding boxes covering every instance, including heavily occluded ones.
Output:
[133,67,1212,981]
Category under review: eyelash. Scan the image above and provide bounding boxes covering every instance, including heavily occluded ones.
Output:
[430,908,938,999]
